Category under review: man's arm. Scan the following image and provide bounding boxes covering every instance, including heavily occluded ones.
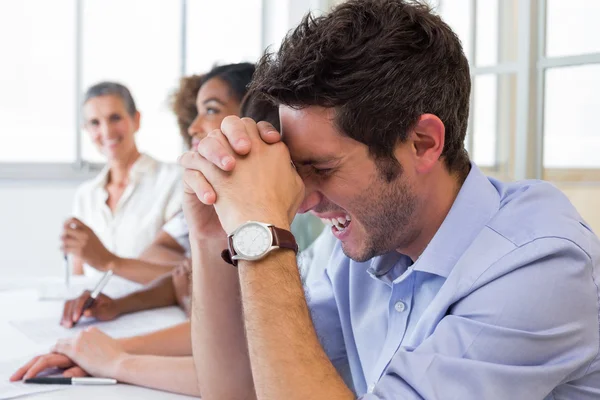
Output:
[190,234,256,400]
[237,250,354,400]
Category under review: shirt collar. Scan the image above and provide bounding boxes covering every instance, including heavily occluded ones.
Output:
[90,153,156,189]
[366,163,500,281]
[409,163,500,279]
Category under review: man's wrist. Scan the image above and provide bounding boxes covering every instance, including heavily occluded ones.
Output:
[225,213,291,234]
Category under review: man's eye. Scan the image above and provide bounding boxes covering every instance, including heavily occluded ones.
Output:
[312,167,333,177]
[206,108,220,115]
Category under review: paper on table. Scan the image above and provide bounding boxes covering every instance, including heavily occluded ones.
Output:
[0,358,65,399]
[10,306,186,345]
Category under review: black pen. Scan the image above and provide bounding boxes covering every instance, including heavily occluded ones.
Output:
[72,270,113,327]
[25,377,117,385]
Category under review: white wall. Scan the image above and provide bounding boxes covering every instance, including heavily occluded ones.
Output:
[0,182,77,278]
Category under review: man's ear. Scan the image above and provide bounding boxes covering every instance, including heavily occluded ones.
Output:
[408,114,445,174]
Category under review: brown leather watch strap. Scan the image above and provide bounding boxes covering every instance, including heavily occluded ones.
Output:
[221,225,298,267]
[271,226,298,253]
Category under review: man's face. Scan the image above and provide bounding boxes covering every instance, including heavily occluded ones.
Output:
[280,106,418,262]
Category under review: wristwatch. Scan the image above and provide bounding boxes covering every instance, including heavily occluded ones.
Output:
[221,221,298,267]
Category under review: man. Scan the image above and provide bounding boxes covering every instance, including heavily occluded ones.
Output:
[178,1,600,399]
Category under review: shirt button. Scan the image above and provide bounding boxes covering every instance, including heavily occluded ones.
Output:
[368,383,375,393]
[394,301,406,313]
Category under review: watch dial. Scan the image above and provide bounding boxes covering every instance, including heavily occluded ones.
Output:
[233,223,271,258]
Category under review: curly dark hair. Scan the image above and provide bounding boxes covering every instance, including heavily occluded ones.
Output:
[250,0,471,181]
[170,74,205,148]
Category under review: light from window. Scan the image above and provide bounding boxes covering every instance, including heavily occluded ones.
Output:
[0,0,77,163]
[543,64,600,168]
[186,0,263,75]
[438,0,473,65]
[472,74,498,167]
[546,0,600,58]
[81,0,182,164]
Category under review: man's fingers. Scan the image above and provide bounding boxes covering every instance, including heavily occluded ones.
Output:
[256,121,283,144]
[221,115,252,155]
[183,169,217,205]
[196,134,237,172]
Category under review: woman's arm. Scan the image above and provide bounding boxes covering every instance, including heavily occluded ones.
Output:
[119,320,192,356]
[115,355,199,397]
[71,256,84,275]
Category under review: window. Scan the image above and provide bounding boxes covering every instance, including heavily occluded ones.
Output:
[0,0,264,179]
[437,0,600,182]
[0,0,77,164]
[186,0,263,74]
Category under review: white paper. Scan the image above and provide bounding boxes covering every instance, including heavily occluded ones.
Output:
[0,358,65,399]
[10,306,186,345]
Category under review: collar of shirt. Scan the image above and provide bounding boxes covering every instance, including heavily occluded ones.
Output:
[367,163,501,283]
[91,153,158,188]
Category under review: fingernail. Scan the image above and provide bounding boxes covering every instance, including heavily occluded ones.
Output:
[221,156,234,168]
[203,192,212,203]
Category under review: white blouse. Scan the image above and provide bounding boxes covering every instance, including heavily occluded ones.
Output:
[72,153,182,278]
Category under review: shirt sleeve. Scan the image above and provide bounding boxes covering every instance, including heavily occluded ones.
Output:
[360,238,599,400]
[71,183,87,220]
[162,211,190,254]
[163,167,183,222]
[303,231,355,392]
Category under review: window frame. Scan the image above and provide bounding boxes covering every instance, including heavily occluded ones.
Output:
[439,0,600,183]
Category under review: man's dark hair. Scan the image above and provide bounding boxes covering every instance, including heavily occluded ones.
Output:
[240,90,280,131]
[251,0,471,181]
[204,62,256,103]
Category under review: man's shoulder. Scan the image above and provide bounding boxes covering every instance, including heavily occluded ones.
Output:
[486,178,595,253]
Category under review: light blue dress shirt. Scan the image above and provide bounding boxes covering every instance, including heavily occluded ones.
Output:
[305,164,600,399]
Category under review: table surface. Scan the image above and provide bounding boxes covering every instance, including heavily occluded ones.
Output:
[0,277,196,399]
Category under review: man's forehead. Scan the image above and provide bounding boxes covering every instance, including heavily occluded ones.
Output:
[278,105,346,164]
[279,105,337,142]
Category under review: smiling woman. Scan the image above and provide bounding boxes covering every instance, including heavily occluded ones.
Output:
[69,82,182,279]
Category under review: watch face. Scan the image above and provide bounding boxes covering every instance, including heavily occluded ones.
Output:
[232,222,272,258]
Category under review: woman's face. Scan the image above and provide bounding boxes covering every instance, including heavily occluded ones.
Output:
[83,94,140,161]
[187,77,241,151]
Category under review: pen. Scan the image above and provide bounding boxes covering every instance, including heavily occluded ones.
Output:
[25,377,117,385]
[72,269,113,327]
[64,253,70,289]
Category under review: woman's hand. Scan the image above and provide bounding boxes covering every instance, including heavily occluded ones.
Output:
[51,327,126,378]
[10,353,87,381]
[61,218,117,271]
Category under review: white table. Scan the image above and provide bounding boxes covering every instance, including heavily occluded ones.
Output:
[0,277,196,399]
